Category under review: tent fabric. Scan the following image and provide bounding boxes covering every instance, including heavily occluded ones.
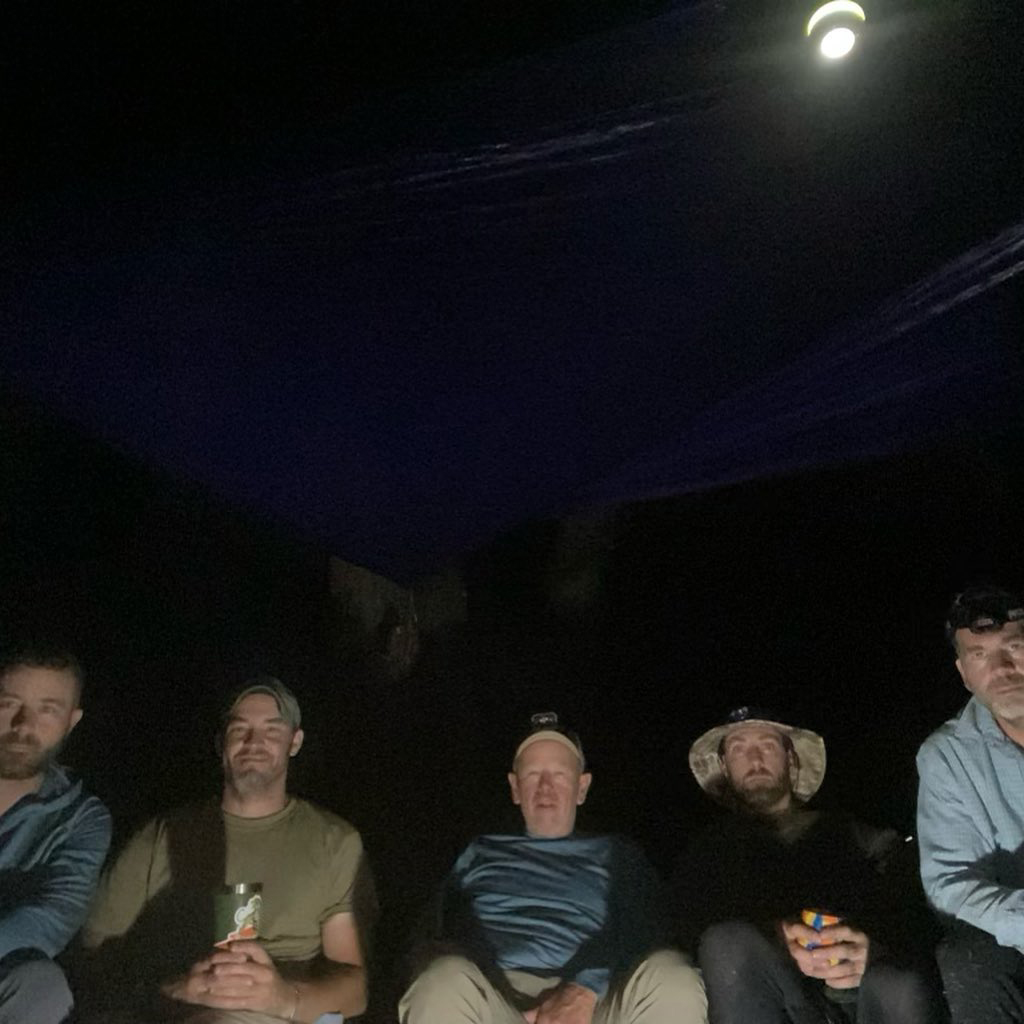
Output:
[3,3,1022,581]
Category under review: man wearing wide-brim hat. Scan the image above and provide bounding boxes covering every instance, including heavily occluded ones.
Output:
[675,707,942,1024]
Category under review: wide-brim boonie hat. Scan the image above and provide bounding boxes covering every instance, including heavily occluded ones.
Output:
[689,706,826,804]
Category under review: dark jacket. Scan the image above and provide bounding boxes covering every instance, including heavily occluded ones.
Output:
[673,808,930,965]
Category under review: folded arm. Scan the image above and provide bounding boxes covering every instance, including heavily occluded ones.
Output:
[0,799,111,961]
[917,747,1024,948]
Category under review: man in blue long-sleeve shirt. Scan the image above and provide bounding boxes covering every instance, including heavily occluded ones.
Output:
[0,645,111,1024]
[918,586,1024,1022]
[400,713,706,1024]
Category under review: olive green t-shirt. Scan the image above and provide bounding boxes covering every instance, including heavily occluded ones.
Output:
[83,798,368,982]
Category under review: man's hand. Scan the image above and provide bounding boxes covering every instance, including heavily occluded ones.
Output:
[523,982,597,1024]
[781,919,870,989]
[160,955,222,1007]
[161,941,298,1015]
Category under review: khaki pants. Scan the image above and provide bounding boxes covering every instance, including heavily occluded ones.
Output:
[400,951,707,1024]
[128,1010,342,1024]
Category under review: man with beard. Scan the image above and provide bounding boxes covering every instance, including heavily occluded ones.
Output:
[918,586,1024,1022]
[0,645,111,1024]
[400,712,707,1024]
[675,708,940,1024]
[80,677,373,1024]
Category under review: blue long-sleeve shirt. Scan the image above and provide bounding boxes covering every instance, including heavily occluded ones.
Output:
[0,763,111,961]
[440,833,665,997]
[918,696,1024,949]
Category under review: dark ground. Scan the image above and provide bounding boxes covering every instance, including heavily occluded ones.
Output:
[3,395,1023,1016]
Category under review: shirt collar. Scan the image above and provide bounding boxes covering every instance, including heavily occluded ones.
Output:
[957,696,1020,746]
[35,762,71,799]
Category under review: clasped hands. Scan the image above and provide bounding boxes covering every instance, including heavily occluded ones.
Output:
[781,918,870,989]
[523,981,597,1024]
[162,939,297,1017]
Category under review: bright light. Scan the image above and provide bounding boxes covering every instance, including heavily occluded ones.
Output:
[820,26,857,59]
[806,1,866,37]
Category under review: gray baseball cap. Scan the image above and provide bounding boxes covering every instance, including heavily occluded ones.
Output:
[223,675,302,731]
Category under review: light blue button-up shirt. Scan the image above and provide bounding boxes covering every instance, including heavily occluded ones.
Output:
[917,696,1024,948]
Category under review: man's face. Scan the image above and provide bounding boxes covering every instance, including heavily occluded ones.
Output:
[0,666,82,782]
[508,739,591,839]
[720,725,795,813]
[221,693,303,797]
[956,620,1024,727]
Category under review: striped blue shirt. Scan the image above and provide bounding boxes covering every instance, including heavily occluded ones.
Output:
[917,696,1024,948]
[446,833,664,996]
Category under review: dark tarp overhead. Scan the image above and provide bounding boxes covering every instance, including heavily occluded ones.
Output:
[3,1,1023,581]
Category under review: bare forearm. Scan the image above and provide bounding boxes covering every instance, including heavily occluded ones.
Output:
[288,963,367,1022]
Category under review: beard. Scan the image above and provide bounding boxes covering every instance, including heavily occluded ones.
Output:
[732,770,793,813]
[224,753,282,796]
[227,765,273,794]
[985,678,1024,723]
[0,733,56,781]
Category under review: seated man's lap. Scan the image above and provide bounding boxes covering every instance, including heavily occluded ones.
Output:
[935,920,1024,1024]
[698,922,941,1024]
[399,955,533,1024]
[595,951,706,1024]
[0,952,73,1024]
[148,1012,343,1024]
[403,952,705,1024]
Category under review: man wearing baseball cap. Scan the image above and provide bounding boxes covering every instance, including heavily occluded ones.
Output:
[676,708,939,1024]
[79,677,373,1024]
[400,712,707,1024]
[918,586,1024,1022]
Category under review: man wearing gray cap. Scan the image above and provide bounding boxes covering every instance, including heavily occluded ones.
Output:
[676,708,940,1024]
[79,677,373,1024]
[918,586,1024,1022]
[400,712,707,1024]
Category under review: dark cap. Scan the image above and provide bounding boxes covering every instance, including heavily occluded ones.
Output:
[223,675,302,731]
[945,586,1024,646]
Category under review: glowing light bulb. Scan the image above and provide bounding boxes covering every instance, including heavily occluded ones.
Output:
[807,1,866,37]
[806,1,866,62]
[820,26,857,59]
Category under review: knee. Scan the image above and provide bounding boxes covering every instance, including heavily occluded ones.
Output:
[936,929,1024,1022]
[860,962,942,1020]
[621,951,707,1023]
[698,921,768,971]
[0,956,73,1024]
[401,955,484,1017]
[634,949,705,997]
[411,954,481,989]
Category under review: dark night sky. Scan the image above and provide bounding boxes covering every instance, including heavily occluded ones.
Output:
[3,1,1024,1013]
[5,0,1023,578]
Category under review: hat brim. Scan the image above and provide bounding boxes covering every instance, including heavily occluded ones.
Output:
[514,730,584,767]
[688,718,826,804]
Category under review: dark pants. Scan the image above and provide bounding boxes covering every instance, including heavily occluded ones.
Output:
[0,951,73,1024]
[936,920,1024,1024]
[699,921,942,1024]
